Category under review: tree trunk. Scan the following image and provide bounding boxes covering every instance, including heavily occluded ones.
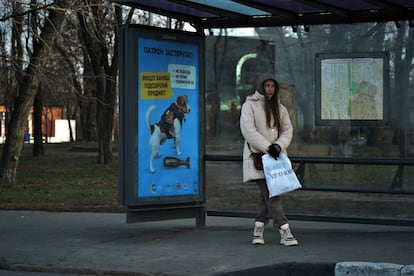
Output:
[95,77,112,164]
[66,105,75,142]
[0,1,68,184]
[80,49,97,142]
[393,23,412,149]
[212,32,228,137]
[33,89,44,156]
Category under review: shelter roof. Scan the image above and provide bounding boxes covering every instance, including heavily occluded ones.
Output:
[112,0,414,30]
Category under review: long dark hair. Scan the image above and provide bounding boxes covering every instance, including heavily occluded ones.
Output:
[264,80,281,133]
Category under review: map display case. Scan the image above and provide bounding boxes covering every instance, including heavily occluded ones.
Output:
[315,52,389,126]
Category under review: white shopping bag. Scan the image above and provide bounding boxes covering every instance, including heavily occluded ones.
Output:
[262,153,302,198]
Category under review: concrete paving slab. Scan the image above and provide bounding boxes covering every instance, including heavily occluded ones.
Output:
[0,211,413,275]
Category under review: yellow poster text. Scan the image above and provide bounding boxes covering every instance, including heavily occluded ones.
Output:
[140,72,173,100]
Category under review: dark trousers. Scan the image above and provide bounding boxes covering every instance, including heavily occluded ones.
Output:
[255,179,288,228]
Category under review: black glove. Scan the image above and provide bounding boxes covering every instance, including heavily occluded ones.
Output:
[268,144,281,159]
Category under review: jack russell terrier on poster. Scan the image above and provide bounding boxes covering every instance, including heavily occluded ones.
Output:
[145,95,190,173]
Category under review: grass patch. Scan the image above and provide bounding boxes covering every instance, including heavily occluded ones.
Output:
[0,143,120,212]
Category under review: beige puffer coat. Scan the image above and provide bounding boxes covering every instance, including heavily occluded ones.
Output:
[240,74,293,183]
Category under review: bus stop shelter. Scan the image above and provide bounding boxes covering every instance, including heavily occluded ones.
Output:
[114,0,414,227]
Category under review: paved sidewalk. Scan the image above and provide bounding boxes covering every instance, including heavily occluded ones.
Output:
[0,210,413,275]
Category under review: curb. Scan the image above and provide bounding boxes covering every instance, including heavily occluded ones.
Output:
[335,262,414,276]
[216,262,414,276]
[215,262,336,276]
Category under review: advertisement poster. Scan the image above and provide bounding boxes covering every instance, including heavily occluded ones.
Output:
[137,37,199,198]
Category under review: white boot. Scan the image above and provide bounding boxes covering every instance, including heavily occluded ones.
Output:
[279,223,298,246]
[252,221,265,245]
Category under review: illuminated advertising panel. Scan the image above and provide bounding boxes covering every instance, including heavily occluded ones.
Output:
[119,26,204,206]
[137,37,200,198]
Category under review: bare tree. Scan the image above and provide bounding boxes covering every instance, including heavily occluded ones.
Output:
[75,0,122,164]
[0,0,70,184]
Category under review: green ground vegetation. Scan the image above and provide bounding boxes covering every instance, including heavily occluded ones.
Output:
[0,143,120,212]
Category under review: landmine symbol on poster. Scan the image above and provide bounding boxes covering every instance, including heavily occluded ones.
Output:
[163,156,190,169]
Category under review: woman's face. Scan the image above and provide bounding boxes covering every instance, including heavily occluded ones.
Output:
[263,80,276,99]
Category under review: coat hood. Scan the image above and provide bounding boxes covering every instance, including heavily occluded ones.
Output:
[255,72,278,95]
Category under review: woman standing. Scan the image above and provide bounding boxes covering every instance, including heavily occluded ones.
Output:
[240,72,298,246]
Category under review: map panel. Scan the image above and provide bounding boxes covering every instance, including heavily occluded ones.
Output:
[321,58,383,121]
